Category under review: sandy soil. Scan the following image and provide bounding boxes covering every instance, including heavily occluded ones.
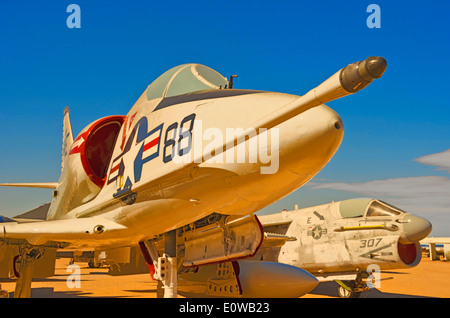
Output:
[0,256,449,298]
[308,256,450,298]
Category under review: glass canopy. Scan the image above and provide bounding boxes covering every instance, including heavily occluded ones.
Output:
[146,64,229,101]
[366,200,405,217]
[338,198,406,218]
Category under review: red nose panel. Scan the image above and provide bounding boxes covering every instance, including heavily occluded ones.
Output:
[398,242,416,264]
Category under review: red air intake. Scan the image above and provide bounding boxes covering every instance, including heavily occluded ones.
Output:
[70,115,125,188]
[398,242,417,265]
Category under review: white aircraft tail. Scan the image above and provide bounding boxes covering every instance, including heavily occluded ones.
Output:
[61,107,74,173]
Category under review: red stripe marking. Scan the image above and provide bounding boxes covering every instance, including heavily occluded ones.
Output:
[110,163,120,174]
[143,137,159,152]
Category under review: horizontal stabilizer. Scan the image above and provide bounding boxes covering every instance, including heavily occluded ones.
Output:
[0,182,58,189]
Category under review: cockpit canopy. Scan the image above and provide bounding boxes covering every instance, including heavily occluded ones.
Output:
[366,200,404,217]
[146,64,229,101]
[339,198,406,218]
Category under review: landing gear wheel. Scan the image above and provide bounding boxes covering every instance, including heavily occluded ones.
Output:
[0,285,8,298]
[88,260,100,268]
[338,285,360,298]
[337,281,362,298]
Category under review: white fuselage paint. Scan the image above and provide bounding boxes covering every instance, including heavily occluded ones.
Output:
[49,91,344,248]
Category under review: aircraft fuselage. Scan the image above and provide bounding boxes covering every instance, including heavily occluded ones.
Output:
[51,89,343,246]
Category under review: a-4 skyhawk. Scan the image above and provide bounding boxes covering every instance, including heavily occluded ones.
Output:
[0,57,387,298]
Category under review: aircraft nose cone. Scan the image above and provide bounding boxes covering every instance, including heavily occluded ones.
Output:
[237,261,318,298]
[279,105,344,175]
[400,214,432,244]
[298,105,344,139]
[364,56,387,79]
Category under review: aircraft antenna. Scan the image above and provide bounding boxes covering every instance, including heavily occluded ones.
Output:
[229,75,238,89]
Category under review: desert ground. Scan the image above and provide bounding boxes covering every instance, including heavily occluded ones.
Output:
[1,255,449,298]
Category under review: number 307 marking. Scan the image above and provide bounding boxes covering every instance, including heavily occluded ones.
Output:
[360,238,382,248]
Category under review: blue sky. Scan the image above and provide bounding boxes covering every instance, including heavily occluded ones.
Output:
[0,1,449,235]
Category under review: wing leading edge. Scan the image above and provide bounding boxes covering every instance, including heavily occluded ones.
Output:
[0,183,58,189]
[1,217,129,247]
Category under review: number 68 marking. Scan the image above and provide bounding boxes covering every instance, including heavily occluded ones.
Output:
[163,113,196,163]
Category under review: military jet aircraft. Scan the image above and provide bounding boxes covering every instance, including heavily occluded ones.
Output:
[0,56,387,298]
[256,198,432,298]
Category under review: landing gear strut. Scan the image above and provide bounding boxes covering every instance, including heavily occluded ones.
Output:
[139,230,178,298]
[13,247,44,298]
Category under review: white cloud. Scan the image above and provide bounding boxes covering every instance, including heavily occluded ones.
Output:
[415,149,450,172]
[310,150,450,216]
[311,176,450,214]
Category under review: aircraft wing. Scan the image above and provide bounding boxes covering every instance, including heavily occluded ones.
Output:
[0,183,58,189]
[0,217,129,248]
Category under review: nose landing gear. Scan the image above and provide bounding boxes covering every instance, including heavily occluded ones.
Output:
[336,272,373,298]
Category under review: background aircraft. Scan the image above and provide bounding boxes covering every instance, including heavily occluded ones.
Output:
[421,237,450,261]
[0,57,386,298]
[256,198,432,298]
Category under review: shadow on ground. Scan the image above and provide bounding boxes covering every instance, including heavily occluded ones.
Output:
[309,281,431,298]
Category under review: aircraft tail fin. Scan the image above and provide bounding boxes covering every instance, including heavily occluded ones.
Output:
[61,107,74,172]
